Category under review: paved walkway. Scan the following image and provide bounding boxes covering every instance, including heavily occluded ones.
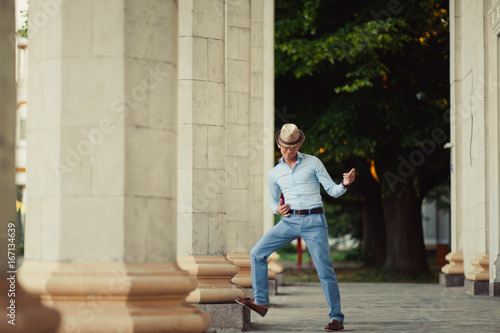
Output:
[224,282,500,333]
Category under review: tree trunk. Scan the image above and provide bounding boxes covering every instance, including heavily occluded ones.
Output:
[352,158,386,266]
[382,185,430,274]
[361,196,386,266]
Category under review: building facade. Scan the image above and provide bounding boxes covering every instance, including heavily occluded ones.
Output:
[442,0,500,297]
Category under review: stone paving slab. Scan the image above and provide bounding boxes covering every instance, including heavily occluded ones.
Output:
[221,283,500,333]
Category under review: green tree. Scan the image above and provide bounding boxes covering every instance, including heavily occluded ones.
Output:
[275,0,449,273]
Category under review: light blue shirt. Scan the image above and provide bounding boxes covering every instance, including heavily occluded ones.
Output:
[268,152,346,214]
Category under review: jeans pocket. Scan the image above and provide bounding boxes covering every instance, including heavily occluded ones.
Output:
[320,214,328,229]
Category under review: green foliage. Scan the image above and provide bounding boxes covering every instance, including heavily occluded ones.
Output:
[283,266,438,283]
[275,0,450,194]
[324,202,362,240]
[331,247,362,263]
[423,177,450,212]
[18,9,28,38]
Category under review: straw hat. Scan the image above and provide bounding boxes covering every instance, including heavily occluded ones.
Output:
[275,123,305,148]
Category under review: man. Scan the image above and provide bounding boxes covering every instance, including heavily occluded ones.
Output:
[236,123,356,332]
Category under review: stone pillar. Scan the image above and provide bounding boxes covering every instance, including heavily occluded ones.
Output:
[0,2,60,332]
[18,1,210,332]
[248,0,265,248]
[250,0,280,287]
[225,0,252,289]
[262,0,275,234]
[177,0,248,329]
[487,0,500,297]
[442,0,465,288]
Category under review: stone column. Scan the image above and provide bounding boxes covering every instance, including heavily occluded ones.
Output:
[262,0,284,282]
[249,0,281,286]
[248,0,265,249]
[487,0,500,297]
[262,0,275,234]
[18,1,210,332]
[1,2,60,331]
[441,0,465,288]
[225,0,252,289]
[177,0,248,328]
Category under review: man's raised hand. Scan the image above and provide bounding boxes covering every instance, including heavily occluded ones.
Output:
[342,168,356,187]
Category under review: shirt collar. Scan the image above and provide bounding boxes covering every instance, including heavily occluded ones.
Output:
[279,151,303,165]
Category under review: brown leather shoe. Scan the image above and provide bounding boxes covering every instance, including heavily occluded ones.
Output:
[324,319,344,331]
[235,296,268,317]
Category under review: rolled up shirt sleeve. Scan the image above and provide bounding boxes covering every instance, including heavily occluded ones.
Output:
[268,170,281,215]
[314,157,346,198]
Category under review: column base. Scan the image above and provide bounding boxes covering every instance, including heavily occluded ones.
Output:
[269,279,277,296]
[0,278,60,332]
[245,287,254,299]
[178,255,246,303]
[441,251,464,275]
[275,272,285,286]
[439,272,464,287]
[464,279,489,296]
[465,253,489,281]
[227,253,252,288]
[18,261,211,333]
[490,282,500,297]
[267,252,284,274]
[244,279,277,299]
[197,303,250,330]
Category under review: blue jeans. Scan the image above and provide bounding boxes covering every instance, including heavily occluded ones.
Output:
[250,213,344,323]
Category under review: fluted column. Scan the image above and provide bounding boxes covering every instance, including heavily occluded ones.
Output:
[18,1,210,332]
[0,2,60,332]
[177,0,246,304]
